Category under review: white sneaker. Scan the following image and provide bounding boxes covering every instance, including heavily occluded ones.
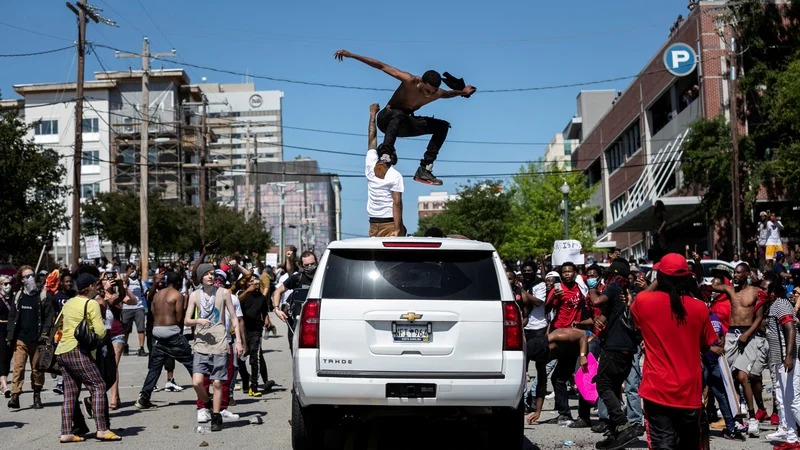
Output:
[220,410,240,422]
[768,428,789,441]
[197,408,211,423]
[747,418,760,437]
[164,379,184,392]
[545,392,555,399]
[740,403,748,415]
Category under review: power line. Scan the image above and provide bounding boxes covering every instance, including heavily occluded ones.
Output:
[92,43,693,94]
[0,46,75,57]
[0,21,73,41]
[98,0,147,37]
[133,0,201,82]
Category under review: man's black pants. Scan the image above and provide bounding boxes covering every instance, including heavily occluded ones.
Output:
[244,331,267,391]
[140,333,194,401]
[377,107,449,166]
[595,349,634,429]
[552,351,591,420]
[643,399,701,450]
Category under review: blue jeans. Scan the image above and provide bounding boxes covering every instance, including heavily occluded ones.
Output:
[597,346,643,425]
[703,359,736,432]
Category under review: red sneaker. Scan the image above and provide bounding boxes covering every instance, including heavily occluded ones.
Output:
[775,442,800,450]
[756,408,769,422]
[772,412,781,426]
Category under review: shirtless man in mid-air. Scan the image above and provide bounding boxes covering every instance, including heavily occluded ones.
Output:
[713,262,767,437]
[334,49,476,186]
[135,271,195,409]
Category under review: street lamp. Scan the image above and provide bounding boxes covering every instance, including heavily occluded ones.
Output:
[560,181,570,240]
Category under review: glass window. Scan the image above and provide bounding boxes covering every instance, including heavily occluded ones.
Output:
[80,183,100,199]
[321,250,501,300]
[81,150,99,166]
[34,120,58,135]
[121,149,135,164]
[82,118,99,133]
[564,140,572,156]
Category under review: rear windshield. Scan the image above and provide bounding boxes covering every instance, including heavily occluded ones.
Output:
[321,249,501,300]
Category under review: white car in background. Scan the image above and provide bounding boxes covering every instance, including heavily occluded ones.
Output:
[640,259,736,283]
[291,238,526,449]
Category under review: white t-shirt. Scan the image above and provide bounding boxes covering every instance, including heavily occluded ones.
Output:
[278,273,292,306]
[227,294,244,343]
[766,220,783,246]
[524,281,549,331]
[365,149,404,219]
[758,222,769,246]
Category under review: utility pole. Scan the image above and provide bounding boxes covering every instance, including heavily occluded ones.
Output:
[200,98,207,236]
[729,35,742,254]
[278,182,285,264]
[66,1,106,268]
[116,37,175,277]
[245,121,251,218]
[253,133,260,221]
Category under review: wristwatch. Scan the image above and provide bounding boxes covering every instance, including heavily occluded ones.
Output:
[580,353,586,357]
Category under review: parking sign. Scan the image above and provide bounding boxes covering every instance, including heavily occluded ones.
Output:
[663,43,697,77]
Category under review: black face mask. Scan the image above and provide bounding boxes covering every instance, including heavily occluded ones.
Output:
[303,264,317,277]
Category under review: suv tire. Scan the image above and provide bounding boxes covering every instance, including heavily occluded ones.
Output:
[291,392,324,450]
[490,403,524,449]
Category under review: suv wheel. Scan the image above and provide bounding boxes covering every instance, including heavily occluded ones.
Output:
[291,393,324,449]
[489,403,524,448]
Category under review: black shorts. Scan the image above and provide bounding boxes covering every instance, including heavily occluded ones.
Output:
[644,399,701,450]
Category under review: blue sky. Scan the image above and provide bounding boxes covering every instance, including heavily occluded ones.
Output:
[1,0,687,240]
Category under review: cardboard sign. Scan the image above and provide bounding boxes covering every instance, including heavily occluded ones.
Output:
[552,240,584,266]
[266,253,278,268]
[85,235,102,259]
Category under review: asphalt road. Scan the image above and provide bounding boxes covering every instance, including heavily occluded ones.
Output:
[0,317,780,449]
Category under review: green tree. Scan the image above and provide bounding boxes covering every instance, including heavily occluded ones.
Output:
[0,108,69,262]
[500,161,598,257]
[413,180,512,250]
[202,203,273,255]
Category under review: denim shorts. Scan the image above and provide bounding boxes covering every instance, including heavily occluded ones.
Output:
[111,335,125,345]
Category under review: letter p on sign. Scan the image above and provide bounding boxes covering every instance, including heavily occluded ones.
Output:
[671,50,690,69]
[663,43,697,77]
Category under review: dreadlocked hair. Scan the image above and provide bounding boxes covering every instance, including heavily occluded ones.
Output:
[656,271,701,325]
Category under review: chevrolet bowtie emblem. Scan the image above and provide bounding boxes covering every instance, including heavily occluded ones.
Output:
[400,312,423,322]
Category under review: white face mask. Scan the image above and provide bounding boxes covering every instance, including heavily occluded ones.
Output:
[2,284,11,296]
[24,276,38,293]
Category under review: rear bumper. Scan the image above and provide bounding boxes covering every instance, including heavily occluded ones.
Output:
[294,350,525,408]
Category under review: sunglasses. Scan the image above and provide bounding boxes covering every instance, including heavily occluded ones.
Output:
[792,291,800,296]
[2,282,10,286]
[23,273,35,279]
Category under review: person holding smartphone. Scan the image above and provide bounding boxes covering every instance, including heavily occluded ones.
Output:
[121,266,148,357]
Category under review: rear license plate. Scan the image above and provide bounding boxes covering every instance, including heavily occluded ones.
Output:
[392,322,431,342]
[386,383,436,398]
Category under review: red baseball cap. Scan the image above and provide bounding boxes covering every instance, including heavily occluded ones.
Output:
[657,253,692,277]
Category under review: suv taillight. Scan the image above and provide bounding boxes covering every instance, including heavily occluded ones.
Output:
[502,301,523,351]
[299,299,321,349]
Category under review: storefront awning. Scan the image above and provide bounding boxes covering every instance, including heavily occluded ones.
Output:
[607,196,702,233]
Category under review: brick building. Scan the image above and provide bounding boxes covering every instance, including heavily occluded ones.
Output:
[570,2,754,261]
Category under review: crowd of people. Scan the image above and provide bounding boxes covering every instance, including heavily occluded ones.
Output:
[0,244,313,442]
[3,226,800,449]
[507,239,800,450]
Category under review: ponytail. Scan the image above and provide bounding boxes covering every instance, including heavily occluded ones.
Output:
[656,271,701,325]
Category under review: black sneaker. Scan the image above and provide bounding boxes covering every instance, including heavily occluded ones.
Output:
[137,348,148,357]
[633,423,646,437]
[210,413,223,432]
[134,397,156,410]
[568,417,591,428]
[722,428,746,441]
[591,421,609,434]
[610,423,641,450]
[377,143,397,166]
[414,165,443,186]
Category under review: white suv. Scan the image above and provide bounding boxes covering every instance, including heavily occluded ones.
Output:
[291,237,525,449]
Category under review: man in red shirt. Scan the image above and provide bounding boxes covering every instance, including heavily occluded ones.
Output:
[631,253,722,450]
[546,262,594,427]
